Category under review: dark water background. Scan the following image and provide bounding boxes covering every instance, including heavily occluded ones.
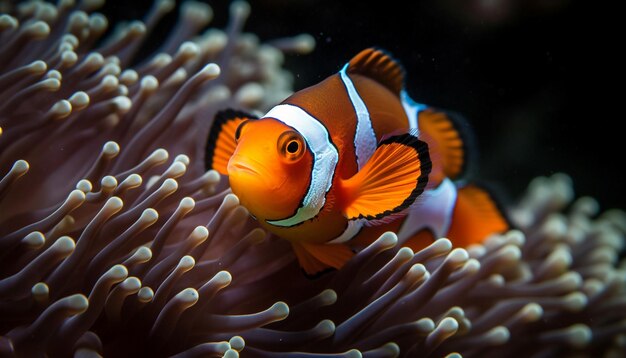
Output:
[102,0,624,211]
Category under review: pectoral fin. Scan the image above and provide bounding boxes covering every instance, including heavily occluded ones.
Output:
[340,133,431,222]
[205,109,257,175]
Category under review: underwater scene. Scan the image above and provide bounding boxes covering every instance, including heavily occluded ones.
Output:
[0,0,624,357]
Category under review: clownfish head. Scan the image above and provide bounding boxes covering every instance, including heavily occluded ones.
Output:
[227,118,314,222]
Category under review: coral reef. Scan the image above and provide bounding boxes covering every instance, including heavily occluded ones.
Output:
[1,1,625,357]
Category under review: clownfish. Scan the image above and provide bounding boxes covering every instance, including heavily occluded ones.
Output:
[206,48,509,275]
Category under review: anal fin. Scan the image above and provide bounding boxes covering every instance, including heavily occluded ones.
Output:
[292,242,354,275]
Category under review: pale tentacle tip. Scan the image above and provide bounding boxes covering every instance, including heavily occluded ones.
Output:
[378,231,398,248]
[53,236,76,255]
[566,324,592,348]
[29,60,47,73]
[179,255,196,271]
[12,159,30,174]
[112,96,132,114]
[486,326,510,345]
[191,226,209,242]
[69,91,90,109]
[108,264,129,281]
[446,248,469,267]
[133,246,152,263]
[137,287,154,303]
[344,349,362,358]
[563,292,588,312]
[407,263,427,281]
[128,20,146,35]
[177,288,199,304]
[228,336,245,352]
[270,301,289,320]
[178,41,200,58]
[103,141,120,157]
[22,231,45,249]
[151,148,169,163]
[162,178,179,193]
[157,0,176,13]
[89,13,108,32]
[316,319,336,337]
[293,33,316,53]
[416,318,436,333]
[214,271,233,286]
[76,179,92,193]
[230,1,251,19]
[200,63,221,79]
[67,294,89,313]
[223,193,240,207]
[431,237,453,254]
[521,303,543,322]
[140,75,159,91]
[180,197,196,211]
[43,78,61,91]
[174,154,190,165]
[121,277,142,291]
[141,208,159,224]
[498,245,522,262]
[0,14,19,30]
[167,161,187,177]
[31,282,49,298]
[379,342,400,357]
[204,169,221,184]
[319,289,337,306]
[101,176,118,190]
[27,20,51,38]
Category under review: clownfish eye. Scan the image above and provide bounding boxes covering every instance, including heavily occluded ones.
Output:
[287,140,299,154]
[278,131,305,162]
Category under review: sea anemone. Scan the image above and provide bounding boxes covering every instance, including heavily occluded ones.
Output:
[1,1,625,357]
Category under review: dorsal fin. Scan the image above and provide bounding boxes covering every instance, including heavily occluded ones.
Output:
[346,48,405,96]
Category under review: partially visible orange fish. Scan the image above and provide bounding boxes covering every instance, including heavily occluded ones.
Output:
[206,48,509,275]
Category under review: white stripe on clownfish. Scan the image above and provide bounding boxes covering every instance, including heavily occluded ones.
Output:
[326,220,364,244]
[264,104,339,228]
[340,63,377,170]
[397,177,457,241]
[401,89,427,132]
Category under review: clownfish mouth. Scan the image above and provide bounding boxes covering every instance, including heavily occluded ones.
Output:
[228,162,259,176]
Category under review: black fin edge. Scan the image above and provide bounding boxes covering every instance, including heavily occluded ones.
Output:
[429,108,478,181]
[347,47,406,95]
[356,133,432,221]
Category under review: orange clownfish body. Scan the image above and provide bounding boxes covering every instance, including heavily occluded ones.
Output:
[206,48,509,275]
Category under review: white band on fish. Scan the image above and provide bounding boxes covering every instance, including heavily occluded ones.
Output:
[401,89,427,133]
[263,104,339,227]
[326,220,363,244]
[340,63,377,170]
[397,177,457,241]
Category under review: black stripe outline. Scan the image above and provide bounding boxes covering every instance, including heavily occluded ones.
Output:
[263,103,340,228]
